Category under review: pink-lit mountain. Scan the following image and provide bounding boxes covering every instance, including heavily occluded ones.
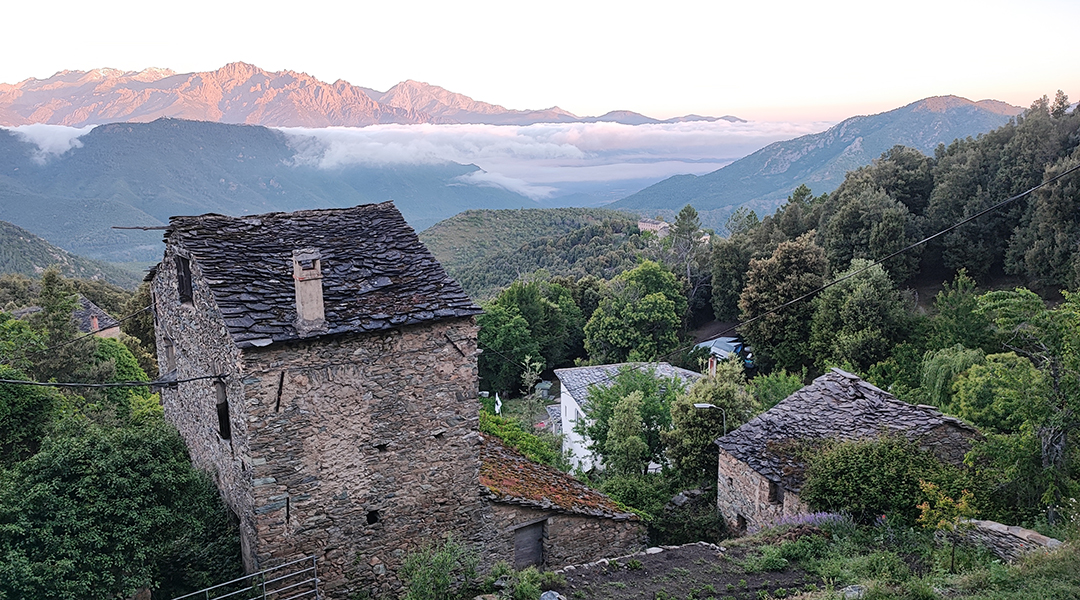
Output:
[0,62,742,128]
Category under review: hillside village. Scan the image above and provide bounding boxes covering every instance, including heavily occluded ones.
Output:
[0,93,1077,600]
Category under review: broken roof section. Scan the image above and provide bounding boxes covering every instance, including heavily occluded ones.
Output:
[554,362,702,409]
[716,368,979,490]
[479,434,637,520]
[163,202,481,348]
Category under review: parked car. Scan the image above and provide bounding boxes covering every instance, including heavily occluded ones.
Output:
[694,336,755,369]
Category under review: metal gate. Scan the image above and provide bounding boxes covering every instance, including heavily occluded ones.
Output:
[172,556,320,600]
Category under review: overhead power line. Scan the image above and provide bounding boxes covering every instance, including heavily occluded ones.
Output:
[0,373,223,389]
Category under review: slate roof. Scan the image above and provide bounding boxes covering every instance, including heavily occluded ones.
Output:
[11,295,119,334]
[74,296,119,333]
[554,362,703,409]
[162,202,480,348]
[716,368,979,491]
[479,434,637,520]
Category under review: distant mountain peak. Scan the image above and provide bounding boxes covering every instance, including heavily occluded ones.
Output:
[0,63,742,128]
[911,95,1022,116]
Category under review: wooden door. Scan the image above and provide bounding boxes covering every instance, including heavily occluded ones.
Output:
[513,522,544,568]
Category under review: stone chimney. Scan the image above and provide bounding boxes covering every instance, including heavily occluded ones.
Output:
[292,248,327,336]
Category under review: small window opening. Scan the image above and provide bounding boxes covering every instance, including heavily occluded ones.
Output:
[175,256,193,304]
[768,481,782,505]
[162,338,177,372]
[376,443,388,453]
[727,477,734,488]
[737,514,747,532]
[286,497,291,523]
[367,510,380,524]
[215,381,231,440]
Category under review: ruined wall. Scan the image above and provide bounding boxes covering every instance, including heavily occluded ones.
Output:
[917,422,981,468]
[153,248,258,570]
[957,519,1063,562]
[239,317,491,599]
[486,504,645,569]
[716,450,808,534]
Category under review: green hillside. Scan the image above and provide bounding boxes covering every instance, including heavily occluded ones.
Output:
[613,96,1020,230]
[0,119,537,261]
[419,207,644,299]
[0,220,140,288]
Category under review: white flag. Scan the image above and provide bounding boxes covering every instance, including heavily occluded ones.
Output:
[495,393,502,415]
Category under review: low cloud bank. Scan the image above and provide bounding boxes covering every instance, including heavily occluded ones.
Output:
[2,124,95,164]
[280,120,831,198]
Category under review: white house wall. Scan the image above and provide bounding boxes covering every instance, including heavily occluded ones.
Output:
[559,390,596,471]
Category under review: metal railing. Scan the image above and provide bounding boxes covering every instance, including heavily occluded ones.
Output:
[172,555,320,600]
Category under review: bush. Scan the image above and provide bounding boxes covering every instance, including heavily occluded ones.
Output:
[480,411,568,470]
[400,535,479,600]
[0,364,59,463]
[800,436,971,525]
[744,545,788,572]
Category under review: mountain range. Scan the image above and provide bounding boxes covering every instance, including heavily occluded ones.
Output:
[612,95,1024,229]
[0,119,537,262]
[0,62,743,128]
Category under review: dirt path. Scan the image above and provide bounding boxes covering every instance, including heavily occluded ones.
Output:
[552,543,821,600]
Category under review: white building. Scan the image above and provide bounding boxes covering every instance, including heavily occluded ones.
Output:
[556,362,703,471]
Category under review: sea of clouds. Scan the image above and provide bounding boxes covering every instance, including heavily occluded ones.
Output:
[3,120,832,201]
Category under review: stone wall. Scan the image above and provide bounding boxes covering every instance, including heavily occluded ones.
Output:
[716,450,808,534]
[153,247,257,570]
[238,317,490,598]
[958,519,1063,562]
[486,504,645,569]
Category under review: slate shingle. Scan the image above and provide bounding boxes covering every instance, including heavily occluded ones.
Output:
[164,202,480,347]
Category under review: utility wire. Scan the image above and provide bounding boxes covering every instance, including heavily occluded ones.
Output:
[0,373,223,389]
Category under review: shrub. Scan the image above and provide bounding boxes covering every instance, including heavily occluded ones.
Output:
[744,545,788,572]
[400,536,479,600]
[800,436,971,525]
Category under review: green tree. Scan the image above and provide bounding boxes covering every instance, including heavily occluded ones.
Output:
[577,365,688,466]
[819,186,922,283]
[951,352,1044,434]
[709,237,751,321]
[121,282,157,376]
[584,261,685,363]
[664,360,757,486]
[606,391,650,476]
[920,345,986,409]
[928,269,998,352]
[738,232,827,371]
[975,289,1080,518]
[748,368,805,410]
[0,365,59,464]
[0,419,242,600]
[477,303,541,395]
[809,260,915,371]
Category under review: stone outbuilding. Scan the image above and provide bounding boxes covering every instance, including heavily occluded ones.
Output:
[479,434,645,569]
[556,362,702,471]
[150,202,642,597]
[715,368,980,534]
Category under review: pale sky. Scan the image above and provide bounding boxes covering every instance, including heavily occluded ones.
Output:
[2,0,1077,121]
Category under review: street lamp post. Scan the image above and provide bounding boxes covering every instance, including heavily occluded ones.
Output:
[693,403,727,435]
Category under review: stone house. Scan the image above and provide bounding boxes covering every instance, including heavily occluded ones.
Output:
[714,368,980,534]
[151,202,642,597]
[12,295,121,338]
[479,434,644,569]
[556,362,702,471]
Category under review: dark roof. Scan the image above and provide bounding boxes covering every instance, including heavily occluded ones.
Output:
[74,296,119,333]
[716,368,979,489]
[10,295,118,334]
[163,202,480,348]
[554,362,702,409]
[479,434,637,520]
